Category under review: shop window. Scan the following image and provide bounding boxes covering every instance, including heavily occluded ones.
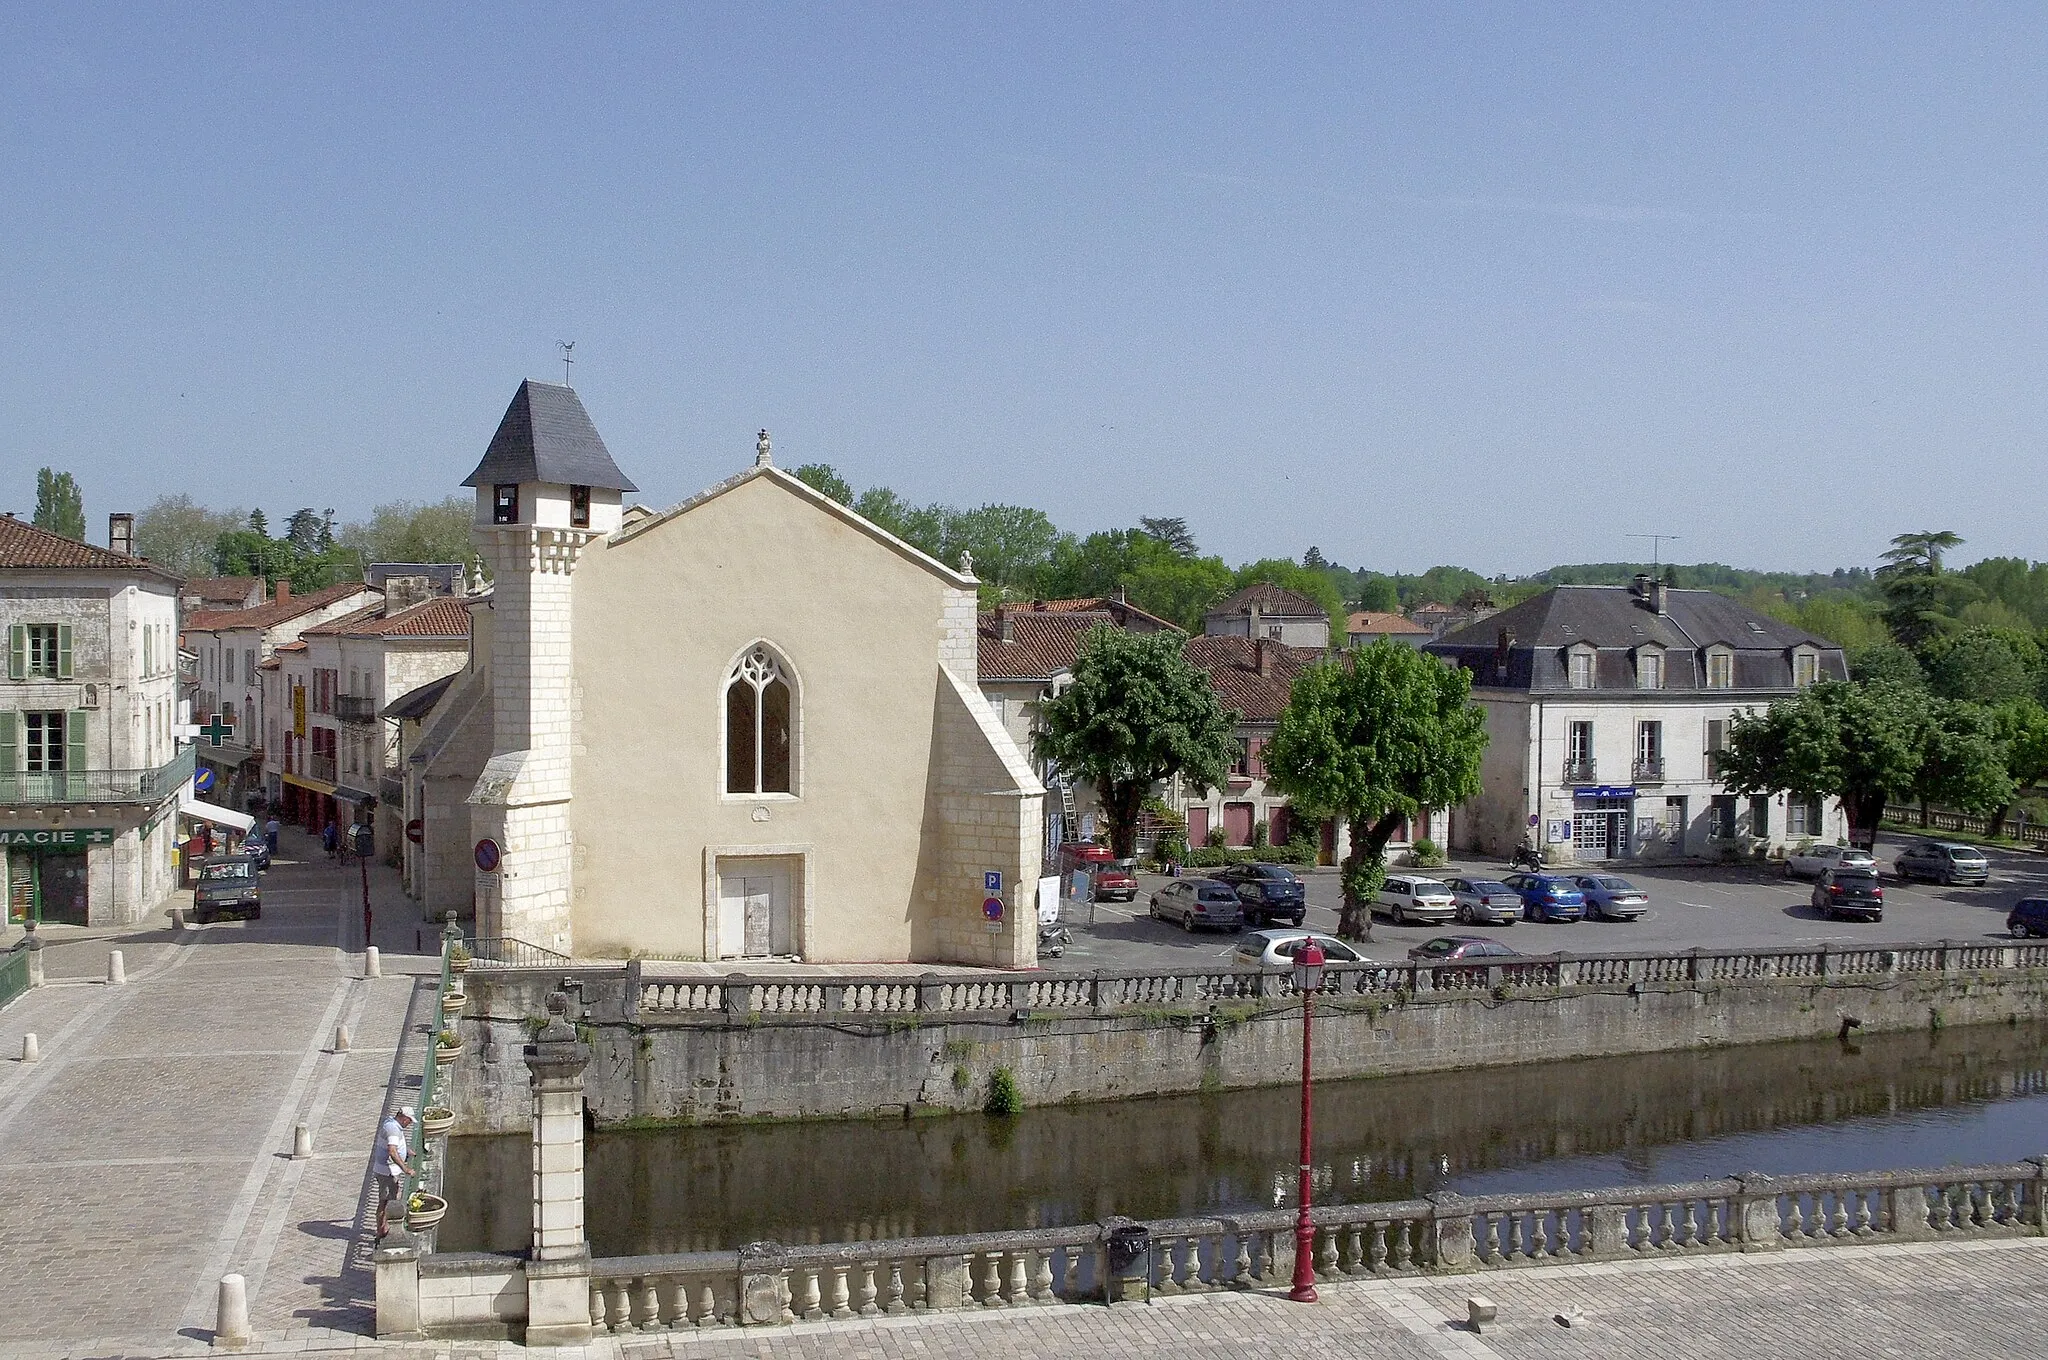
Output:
[725,644,797,796]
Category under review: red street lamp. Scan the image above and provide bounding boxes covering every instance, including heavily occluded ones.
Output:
[1289,937,1326,1303]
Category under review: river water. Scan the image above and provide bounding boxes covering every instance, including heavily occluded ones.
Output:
[440,1020,2048,1256]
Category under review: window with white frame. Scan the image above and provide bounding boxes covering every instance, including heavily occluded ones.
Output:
[1788,798,1823,836]
[1792,650,1819,687]
[1636,649,1663,689]
[1706,649,1734,689]
[1567,647,1596,689]
[725,644,796,796]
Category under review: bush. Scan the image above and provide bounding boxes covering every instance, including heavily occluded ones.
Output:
[1410,837,1446,868]
[1205,826,1227,849]
[1182,843,1317,869]
[1251,820,1270,850]
[985,1067,1023,1116]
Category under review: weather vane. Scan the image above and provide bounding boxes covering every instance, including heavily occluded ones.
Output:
[559,340,575,385]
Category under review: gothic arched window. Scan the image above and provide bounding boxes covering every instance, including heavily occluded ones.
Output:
[725,645,795,795]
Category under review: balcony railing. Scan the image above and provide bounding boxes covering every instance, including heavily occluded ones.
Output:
[1562,758,1597,784]
[0,745,194,806]
[335,695,381,724]
[1633,756,1666,783]
[308,753,338,784]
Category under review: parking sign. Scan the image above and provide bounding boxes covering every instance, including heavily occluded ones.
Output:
[984,870,1002,893]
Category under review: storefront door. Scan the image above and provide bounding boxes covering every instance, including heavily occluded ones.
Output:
[4,849,88,925]
[1573,797,1631,862]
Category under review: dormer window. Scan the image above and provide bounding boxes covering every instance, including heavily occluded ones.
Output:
[1567,645,1596,689]
[570,484,591,528]
[1792,649,1819,688]
[1636,649,1663,690]
[1706,648,1735,689]
[493,484,520,525]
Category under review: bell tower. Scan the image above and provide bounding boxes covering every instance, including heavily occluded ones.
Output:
[461,380,635,953]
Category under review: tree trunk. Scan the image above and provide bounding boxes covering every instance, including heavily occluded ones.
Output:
[1848,791,1889,851]
[1988,803,2012,840]
[1335,811,1409,943]
[1103,782,1148,860]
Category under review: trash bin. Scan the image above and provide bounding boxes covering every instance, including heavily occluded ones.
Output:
[1105,1224,1151,1303]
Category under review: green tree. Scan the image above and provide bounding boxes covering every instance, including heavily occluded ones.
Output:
[1123,554,1233,630]
[1718,681,1931,844]
[1138,516,1197,557]
[247,508,269,537]
[32,468,86,541]
[284,508,327,553]
[135,494,245,577]
[1923,628,2039,705]
[793,464,854,505]
[1264,641,1488,941]
[340,497,473,566]
[1987,700,2048,836]
[1233,559,1345,637]
[1849,643,1923,689]
[852,487,950,560]
[1033,529,1169,600]
[1353,573,1399,612]
[1919,699,2016,819]
[944,504,1059,587]
[1031,629,1240,860]
[212,528,297,582]
[1880,530,1965,576]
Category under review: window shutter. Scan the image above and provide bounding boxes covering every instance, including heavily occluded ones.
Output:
[66,710,87,775]
[57,625,73,680]
[7,625,23,681]
[0,711,16,773]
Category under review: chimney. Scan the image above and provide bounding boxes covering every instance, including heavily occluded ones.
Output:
[1648,579,1668,615]
[275,580,291,605]
[998,606,1014,643]
[1255,638,1276,679]
[1631,572,1652,599]
[109,513,134,556]
[384,575,430,615]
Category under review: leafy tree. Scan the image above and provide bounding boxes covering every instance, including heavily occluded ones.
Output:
[1923,628,2039,705]
[1987,700,2048,836]
[1919,699,2015,818]
[248,508,269,537]
[1353,573,1400,612]
[1032,629,1239,860]
[1880,530,1965,576]
[340,497,472,567]
[1233,558,1345,637]
[1302,545,1328,570]
[212,528,296,582]
[1138,516,1197,557]
[1264,641,1487,941]
[944,504,1059,587]
[1960,557,2048,630]
[1718,681,1932,845]
[32,469,86,541]
[1849,643,1923,689]
[1123,554,1233,630]
[135,494,245,577]
[793,464,854,505]
[1404,565,1490,607]
[284,508,327,552]
[852,487,950,560]
[1877,530,1975,650]
[1032,529,1171,601]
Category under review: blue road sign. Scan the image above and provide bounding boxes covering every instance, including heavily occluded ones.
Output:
[984,870,1002,893]
[193,766,216,794]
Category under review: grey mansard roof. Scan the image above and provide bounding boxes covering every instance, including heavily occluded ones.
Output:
[1427,584,1848,694]
[461,380,638,493]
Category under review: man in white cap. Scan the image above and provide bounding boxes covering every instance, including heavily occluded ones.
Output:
[374,1106,416,1238]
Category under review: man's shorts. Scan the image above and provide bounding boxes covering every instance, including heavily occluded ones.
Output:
[377,1173,403,1210]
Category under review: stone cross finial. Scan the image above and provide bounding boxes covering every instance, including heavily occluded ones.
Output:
[958,550,974,576]
[755,430,772,468]
[467,554,486,594]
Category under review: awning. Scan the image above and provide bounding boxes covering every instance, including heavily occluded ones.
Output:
[180,798,255,834]
[281,772,336,796]
[333,786,377,806]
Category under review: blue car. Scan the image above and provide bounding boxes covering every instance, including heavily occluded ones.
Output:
[1502,872,1585,923]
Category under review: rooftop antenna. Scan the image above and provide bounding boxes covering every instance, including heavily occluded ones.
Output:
[1625,533,1681,571]
[558,340,575,385]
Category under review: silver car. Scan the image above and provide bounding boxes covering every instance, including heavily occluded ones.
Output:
[1444,876,1520,926]
[1785,844,1876,880]
[1233,929,1370,969]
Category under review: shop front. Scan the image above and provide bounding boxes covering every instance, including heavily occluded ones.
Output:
[1571,786,1637,862]
[3,826,112,926]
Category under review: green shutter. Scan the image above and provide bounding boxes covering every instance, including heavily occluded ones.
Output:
[0,711,16,773]
[6,625,23,681]
[66,710,86,775]
[56,625,73,680]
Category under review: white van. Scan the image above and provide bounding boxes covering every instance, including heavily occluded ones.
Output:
[1376,874,1457,925]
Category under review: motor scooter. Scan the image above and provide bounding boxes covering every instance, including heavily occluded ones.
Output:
[1037,895,1072,958]
[1509,842,1543,872]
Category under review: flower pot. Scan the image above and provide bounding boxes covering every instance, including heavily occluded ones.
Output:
[405,1192,447,1232]
[435,1037,462,1059]
[439,991,468,1015]
[449,956,470,974]
[421,1109,454,1136]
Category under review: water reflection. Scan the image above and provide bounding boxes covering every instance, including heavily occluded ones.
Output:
[441,1019,2048,1256]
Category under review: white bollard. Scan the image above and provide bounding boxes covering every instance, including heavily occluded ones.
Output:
[170,906,186,930]
[20,1033,38,1064]
[333,1024,351,1053]
[216,1272,251,1347]
[106,950,125,985]
[291,1123,313,1159]
[364,946,381,979]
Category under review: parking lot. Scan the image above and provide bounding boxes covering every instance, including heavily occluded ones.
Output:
[1043,833,2048,973]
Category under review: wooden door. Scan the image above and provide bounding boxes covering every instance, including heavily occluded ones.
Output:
[1186,806,1210,848]
[1223,802,1254,847]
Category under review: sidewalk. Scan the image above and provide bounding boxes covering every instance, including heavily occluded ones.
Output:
[0,827,440,1356]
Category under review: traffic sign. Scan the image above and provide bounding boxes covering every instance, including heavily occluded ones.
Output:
[983,896,1004,922]
[406,818,425,845]
[192,766,216,794]
[984,870,1002,893]
[474,838,501,873]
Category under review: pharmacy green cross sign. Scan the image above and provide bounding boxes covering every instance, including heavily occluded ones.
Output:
[197,714,235,746]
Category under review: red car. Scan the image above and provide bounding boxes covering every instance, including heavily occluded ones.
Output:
[1057,842,1138,902]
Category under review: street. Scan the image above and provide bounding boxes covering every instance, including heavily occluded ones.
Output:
[1046,833,2048,973]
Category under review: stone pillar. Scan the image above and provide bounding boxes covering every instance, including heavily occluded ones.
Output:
[24,923,43,988]
[1733,1174,1785,1251]
[1426,1193,1475,1270]
[373,1230,424,1339]
[524,991,592,1345]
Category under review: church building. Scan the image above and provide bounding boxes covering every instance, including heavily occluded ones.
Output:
[413,381,1044,968]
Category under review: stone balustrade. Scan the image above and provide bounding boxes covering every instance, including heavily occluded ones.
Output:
[627,940,2048,1019]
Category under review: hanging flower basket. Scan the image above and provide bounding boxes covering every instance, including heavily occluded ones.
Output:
[439,990,468,1015]
[405,1192,447,1231]
[435,1028,462,1057]
[421,1106,455,1136]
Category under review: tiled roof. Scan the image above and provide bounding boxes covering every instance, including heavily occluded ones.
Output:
[300,604,388,638]
[1019,596,1183,630]
[1182,635,1324,722]
[462,380,637,493]
[322,596,472,639]
[977,600,1184,681]
[184,576,261,600]
[0,514,180,579]
[1205,582,1325,619]
[183,581,376,634]
[275,640,307,653]
[1347,611,1429,636]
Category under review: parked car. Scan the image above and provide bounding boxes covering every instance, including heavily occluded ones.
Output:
[1571,874,1649,922]
[1375,874,1457,925]
[1785,844,1876,880]
[1235,929,1369,968]
[1407,935,1520,963]
[1501,872,1586,923]
[1211,863,1307,928]
[1812,866,1884,921]
[1056,842,1137,901]
[1148,878,1245,933]
[1893,840,1990,886]
[1444,876,1520,926]
[192,854,263,922]
[237,830,271,872]
[2006,898,2048,939]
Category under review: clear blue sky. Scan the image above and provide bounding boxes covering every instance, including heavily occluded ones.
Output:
[5,5,2044,577]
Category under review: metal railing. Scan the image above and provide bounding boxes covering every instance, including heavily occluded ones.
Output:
[626,938,2048,1021]
[0,940,30,1012]
[466,934,571,969]
[1632,756,1666,782]
[1561,758,1597,784]
[572,1160,2048,1330]
[0,745,194,806]
[403,919,465,1231]
[336,695,381,724]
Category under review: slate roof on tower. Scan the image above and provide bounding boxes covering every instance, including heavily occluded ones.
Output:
[461,380,638,493]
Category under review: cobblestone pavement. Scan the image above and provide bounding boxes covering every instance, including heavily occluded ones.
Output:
[0,828,440,1358]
